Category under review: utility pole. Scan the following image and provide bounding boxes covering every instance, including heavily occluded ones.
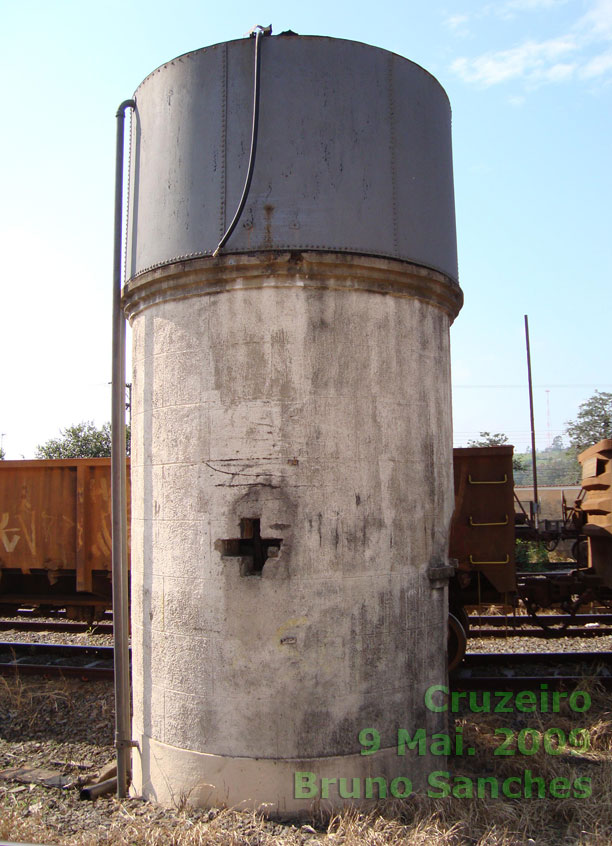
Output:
[524,315,539,530]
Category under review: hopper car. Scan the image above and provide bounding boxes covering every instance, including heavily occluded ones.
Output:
[0,458,129,621]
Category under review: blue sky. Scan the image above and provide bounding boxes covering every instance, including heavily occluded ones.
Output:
[1,0,610,459]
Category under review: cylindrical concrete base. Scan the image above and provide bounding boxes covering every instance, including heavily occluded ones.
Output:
[133,737,437,817]
[124,251,462,814]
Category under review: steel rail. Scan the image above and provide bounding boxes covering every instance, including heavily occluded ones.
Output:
[4,642,610,692]
[468,613,612,627]
[0,620,114,635]
[467,613,612,638]
[0,642,117,679]
[471,627,612,638]
[0,607,113,619]
[453,650,612,690]
[451,675,612,691]
[0,641,115,660]
[464,651,612,667]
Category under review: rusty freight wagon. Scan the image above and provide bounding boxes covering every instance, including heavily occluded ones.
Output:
[0,458,128,620]
[579,438,612,587]
[447,439,612,668]
[450,445,517,603]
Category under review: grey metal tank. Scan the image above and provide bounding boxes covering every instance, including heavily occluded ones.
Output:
[124,32,463,816]
[126,34,457,281]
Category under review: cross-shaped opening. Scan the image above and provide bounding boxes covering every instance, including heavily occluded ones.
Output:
[219,518,283,576]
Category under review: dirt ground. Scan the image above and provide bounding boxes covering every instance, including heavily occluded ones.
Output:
[1,674,612,845]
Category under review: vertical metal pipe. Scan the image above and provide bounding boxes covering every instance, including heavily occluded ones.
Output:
[112,98,135,798]
[524,314,539,530]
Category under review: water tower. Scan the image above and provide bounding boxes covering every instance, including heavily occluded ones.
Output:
[122,30,463,815]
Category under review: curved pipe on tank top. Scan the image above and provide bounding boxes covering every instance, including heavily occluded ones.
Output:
[212,27,270,257]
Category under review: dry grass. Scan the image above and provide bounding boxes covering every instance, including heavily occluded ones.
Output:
[0,673,74,730]
[1,676,612,845]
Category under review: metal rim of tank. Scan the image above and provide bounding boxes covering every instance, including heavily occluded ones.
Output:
[133,33,453,107]
[122,251,463,323]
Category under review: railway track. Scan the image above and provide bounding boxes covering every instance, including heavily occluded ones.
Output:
[0,618,114,635]
[0,608,114,635]
[467,613,612,638]
[453,650,612,690]
[0,642,115,679]
[2,641,611,691]
[4,611,612,639]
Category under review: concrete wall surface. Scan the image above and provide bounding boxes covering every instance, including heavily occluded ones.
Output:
[124,252,461,814]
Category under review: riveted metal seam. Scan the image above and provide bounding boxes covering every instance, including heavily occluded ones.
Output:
[128,245,459,286]
[388,53,399,256]
[219,43,228,240]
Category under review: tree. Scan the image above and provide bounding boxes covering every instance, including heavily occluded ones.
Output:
[35,421,130,459]
[467,432,509,448]
[513,444,580,486]
[467,432,525,472]
[565,391,612,453]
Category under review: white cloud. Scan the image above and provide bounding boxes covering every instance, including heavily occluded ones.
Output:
[542,61,577,81]
[451,0,612,88]
[578,0,612,41]
[451,36,577,86]
[445,13,470,29]
[580,49,612,76]
[503,0,567,10]
[492,0,569,21]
